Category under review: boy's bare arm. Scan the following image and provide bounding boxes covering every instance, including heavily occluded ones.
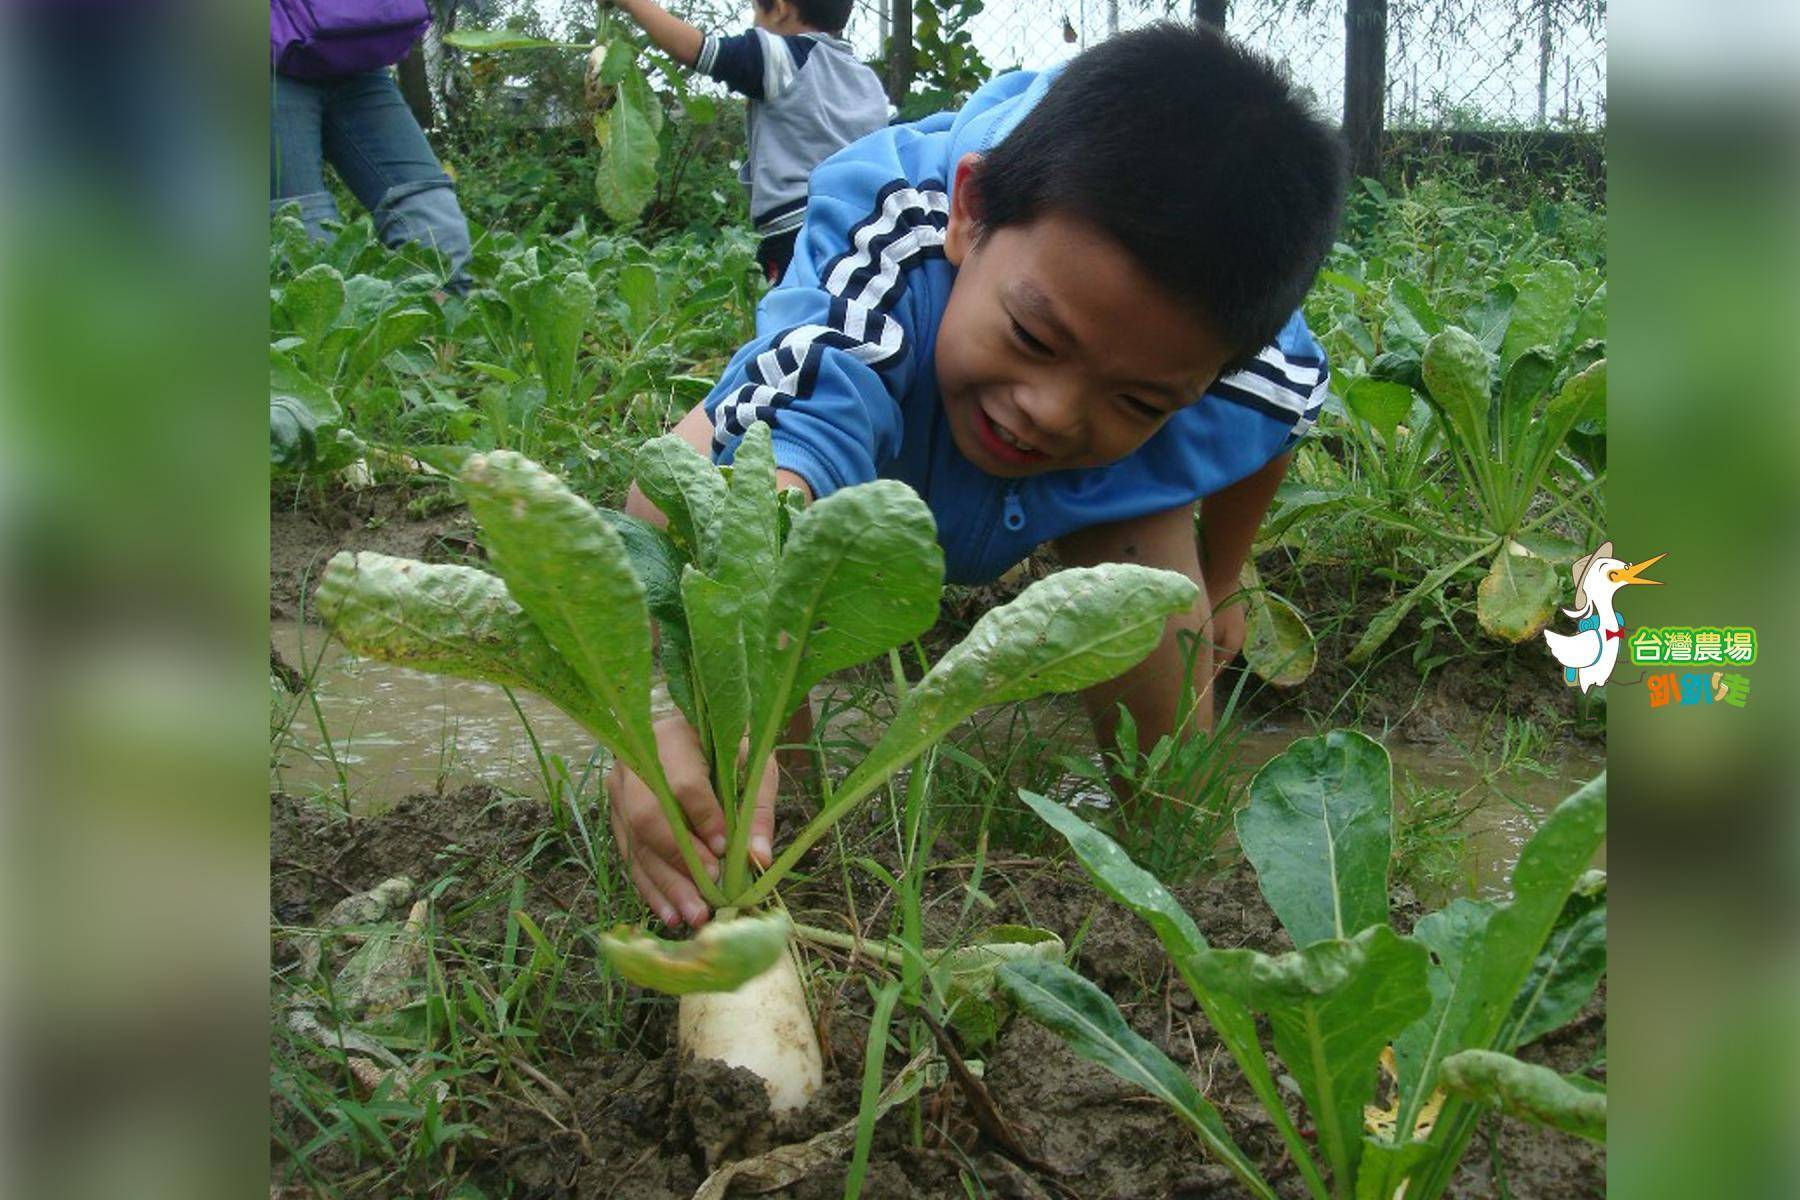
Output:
[1199,451,1289,599]
[624,401,814,529]
[1196,451,1290,676]
[1054,502,1215,748]
[609,0,704,67]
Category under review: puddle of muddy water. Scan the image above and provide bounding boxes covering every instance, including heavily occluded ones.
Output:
[271,620,1603,895]
[1233,727,1605,900]
[270,620,607,811]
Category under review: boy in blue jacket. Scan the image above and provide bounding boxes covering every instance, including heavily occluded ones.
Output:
[609,23,1346,927]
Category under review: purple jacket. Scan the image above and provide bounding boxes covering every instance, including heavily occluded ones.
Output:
[271,0,431,80]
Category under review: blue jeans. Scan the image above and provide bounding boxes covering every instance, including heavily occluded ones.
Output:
[270,70,471,289]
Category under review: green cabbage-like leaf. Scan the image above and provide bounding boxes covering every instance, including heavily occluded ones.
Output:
[758,479,943,731]
[1438,1050,1605,1142]
[519,266,595,410]
[1391,896,1497,1144]
[681,567,750,791]
[1462,775,1607,1053]
[1194,926,1431,1187]
[594,69,660,224]
[444,29,590,52]
[1345,377,1416,444]
[1504,871,1606,1048]
[279,262,345,351]
[344,307,436,384]
[1421,327,1492,462]
[1500,260,1580,371]
[867,563,1196,730]
[599,911,791,995]
[313,551,614,740]
[744,565,1197,904]
[1405,775,1606,1198]
[1520,357,1606,494]
[1571,282,1606,347]
[715,422,781,678]
[1499,346,1558,421]
[598,508,689,629]
[597,38,635,85]
[635,434,727,565]
[458,451,657,777]
[1238,729,1393,947]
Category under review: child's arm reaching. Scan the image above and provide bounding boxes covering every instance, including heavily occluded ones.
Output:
[608,0,703,67]
[1054,452,1287,751]
[610,0,811,100]
[1056,503,1215,750]
[1198,450,1290,680]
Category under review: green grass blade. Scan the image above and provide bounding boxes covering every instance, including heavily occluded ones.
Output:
[844,980,903,1200]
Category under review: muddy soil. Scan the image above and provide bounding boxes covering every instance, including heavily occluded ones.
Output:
[270,483,475,622]
[271,788,1604,1199]
[1233,553,1597,755]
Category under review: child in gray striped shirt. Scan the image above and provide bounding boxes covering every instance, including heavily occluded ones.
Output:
[609,0,889,280]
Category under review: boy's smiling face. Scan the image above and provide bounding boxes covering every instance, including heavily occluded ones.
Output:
[935,153,1238,479]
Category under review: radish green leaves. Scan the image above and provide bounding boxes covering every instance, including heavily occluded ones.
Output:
[317,424,1198,993]
[1003,734,1606,1200]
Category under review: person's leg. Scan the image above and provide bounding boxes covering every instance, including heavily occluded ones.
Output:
[319,69,472,289]
[269,74,341,238]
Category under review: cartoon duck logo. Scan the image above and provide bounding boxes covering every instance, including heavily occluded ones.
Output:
[1542,541,1665,692]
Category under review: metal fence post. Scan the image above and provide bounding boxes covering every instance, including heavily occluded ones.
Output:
[1192,0,1228,31]
[1536,0,1555,125]
[1343,0,1387,179]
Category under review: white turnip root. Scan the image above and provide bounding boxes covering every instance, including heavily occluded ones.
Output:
[678,944,821,1113]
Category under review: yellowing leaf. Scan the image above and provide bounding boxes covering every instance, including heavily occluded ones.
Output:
[599,911,791,995]
[1476,546,1560,643]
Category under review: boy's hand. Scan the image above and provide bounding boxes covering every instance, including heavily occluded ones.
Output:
[603,714,777,928]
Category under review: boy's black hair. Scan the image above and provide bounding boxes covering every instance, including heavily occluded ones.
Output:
[753,0,853,35]
[975,22,1347,362]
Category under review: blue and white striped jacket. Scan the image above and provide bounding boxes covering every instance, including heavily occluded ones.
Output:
[702,67,1330,585]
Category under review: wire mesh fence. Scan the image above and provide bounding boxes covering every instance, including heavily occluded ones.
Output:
[456,1,1604,133]
[836,0,1604,130]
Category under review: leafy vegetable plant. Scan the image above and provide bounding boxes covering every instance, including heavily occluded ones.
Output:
[1343,265,1605,659]
[1288,233,1607,663]
[447,9,720,226]
[998,730,1606,1200]
[316,423,1197,1107]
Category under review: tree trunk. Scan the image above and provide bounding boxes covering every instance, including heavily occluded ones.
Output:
[1343,0,1387,179]
[886,0,913,107]
[1192,0,1228,30]
[397,43,435,129]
